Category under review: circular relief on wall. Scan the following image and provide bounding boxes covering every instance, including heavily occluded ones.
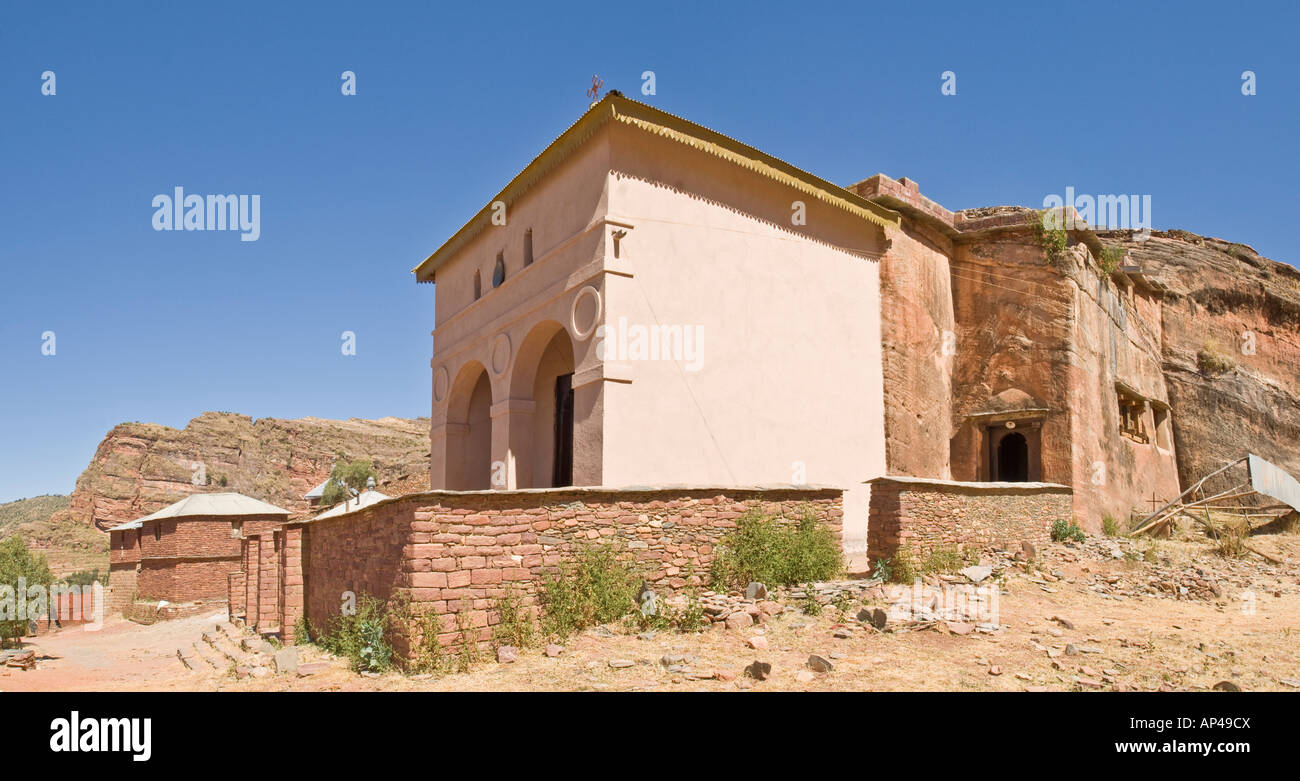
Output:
[490,333,512,375]
[570,285,602,341]
[433,366,449,402]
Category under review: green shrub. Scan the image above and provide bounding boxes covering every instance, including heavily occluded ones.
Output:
[317,593,393,673]
[889,548,919,584]
[709,508,842,589]
[672,589,706,633]
[539,544,637,640]
[454,599,482,672]
[1098,246,1126,274]
[801,585,822,616]
[1050,519,1086,543]
[409,607,447,674]
[1102,514,1121,537]
[1030,210,1069,267]
[491,587,536,649]
[870,556,892,582]
[0,536,53,648]
[920,546,969,575]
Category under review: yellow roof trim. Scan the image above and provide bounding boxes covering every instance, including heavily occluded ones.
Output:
[413,95,899,281]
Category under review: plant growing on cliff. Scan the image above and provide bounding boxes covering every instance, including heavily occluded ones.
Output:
[539,543,637,640]
[1029,209,1069,268]
[709,508,842,589]
[1097,246,1126,275]
[1197,342,1236,376]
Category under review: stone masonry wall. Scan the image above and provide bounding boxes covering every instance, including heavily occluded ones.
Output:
[256,531,280,631]
[867,476,1072,565]
[282,487,842,660]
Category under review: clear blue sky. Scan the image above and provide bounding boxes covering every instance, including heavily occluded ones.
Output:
[0,1,1295,503]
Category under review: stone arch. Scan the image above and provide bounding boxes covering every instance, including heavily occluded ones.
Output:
[445,360,493,489]
[508,320,576,487]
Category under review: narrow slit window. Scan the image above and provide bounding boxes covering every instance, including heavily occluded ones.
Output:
[524,229,534,266]
[493,252,506,288]
[473,270,482,301]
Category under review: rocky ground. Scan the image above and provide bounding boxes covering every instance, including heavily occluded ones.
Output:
[5,527,1298,693]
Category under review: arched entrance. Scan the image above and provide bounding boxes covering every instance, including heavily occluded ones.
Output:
[445,362,493,489]
[509,321,576,487]
[995,432,1029,482]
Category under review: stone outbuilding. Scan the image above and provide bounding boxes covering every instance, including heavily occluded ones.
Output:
[107,492,289,608]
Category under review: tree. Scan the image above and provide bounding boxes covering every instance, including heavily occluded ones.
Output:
[320,458,376,508]
[0,536,54,647]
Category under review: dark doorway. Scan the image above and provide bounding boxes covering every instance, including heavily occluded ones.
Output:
[552,373,574,487]
[995,432,1029,482]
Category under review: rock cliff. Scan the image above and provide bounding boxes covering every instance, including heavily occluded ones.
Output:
[54,412,430,530]
[1105,229,1300,487]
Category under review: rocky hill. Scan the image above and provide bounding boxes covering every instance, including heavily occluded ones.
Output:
[55,412,431,531]
[1103,229,1300,487]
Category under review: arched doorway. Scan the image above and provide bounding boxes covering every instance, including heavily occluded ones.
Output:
[531,330,575,487]
[445,362,493,489]
[996,432,1029,482]
[509,321,576,488]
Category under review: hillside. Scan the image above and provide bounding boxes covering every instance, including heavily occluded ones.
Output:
[0,494,105,576]
[55,412,431,532]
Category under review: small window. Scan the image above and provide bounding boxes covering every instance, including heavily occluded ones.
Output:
[153,523,161,542]
[493,252,506,288]
[473,270,482,301]
[231,519,243,538]
[524,229,534,266]
[1118,392,1148,443]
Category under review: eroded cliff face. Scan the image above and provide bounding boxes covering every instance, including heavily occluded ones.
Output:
[56,412,431,529]
[1105,230,1300,488]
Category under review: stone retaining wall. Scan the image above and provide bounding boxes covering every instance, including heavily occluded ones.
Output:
[264,486,842,660]
[867,476,1072,564]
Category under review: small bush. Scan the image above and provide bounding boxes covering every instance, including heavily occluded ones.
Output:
[409,607,447,674]
[889,547,919,584]
[1097,246,1126,275]
[1102,515,1122,537]
[1197,342,1236,375]
[539,544,637,640]
[317,593,393,673]
[1051,519,1086,543]
[920,546,970,575]
[672,589,707,633]
[709,508,842,589]
[454,599,483,672]
[801,585,823,616]
[1030,210,1069,267]
[870,556,892,582]
[491,587,536,649]
[1214,519,1249,558]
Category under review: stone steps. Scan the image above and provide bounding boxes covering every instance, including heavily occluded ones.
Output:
[191,640,224,669]
[202,631,256,667]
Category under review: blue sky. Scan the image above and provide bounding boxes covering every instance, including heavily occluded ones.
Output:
[0,1,1295,503]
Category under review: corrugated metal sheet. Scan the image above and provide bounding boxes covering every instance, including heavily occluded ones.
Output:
[1247,454,1300,512]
